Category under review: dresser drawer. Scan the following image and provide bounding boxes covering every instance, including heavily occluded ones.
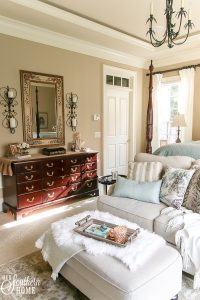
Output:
[68,182,82,196]
[81,162,97,172]
[82,170,97,181]
[80,179,98,193]
[68,165,81,174]
[14,161,41,173]
[18,192,43,209]
[42,168,65,178]
[43,186,69,202]
[67,156,82,166]
[84,154,97,163]
[43,176,71,189]
[17,180,42,195]
[42,158,66,169]
[69,173,81,184]
[17,171,41,183]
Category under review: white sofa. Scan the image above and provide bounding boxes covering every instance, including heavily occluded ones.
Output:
[97,153,197,276]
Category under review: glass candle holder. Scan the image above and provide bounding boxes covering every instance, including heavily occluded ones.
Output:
[113,225,127,244]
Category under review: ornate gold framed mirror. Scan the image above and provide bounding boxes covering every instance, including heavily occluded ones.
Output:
[20,70,65,147]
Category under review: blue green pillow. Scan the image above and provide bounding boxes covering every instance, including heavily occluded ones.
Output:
[112,176,161,204]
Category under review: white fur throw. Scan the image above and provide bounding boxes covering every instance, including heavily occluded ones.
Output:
[50,210,165,273]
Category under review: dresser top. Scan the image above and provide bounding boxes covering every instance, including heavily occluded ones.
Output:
[0,151,98,176]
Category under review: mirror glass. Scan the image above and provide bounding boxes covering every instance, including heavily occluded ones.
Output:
[20,71,65,147]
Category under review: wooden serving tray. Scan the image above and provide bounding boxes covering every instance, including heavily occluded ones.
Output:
[74,215,140,247]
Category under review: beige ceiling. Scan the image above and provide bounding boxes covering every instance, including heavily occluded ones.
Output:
[41,0,199,41]
[0,0,200,67]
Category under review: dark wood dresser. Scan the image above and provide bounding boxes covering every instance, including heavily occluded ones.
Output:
[2,152,99,219]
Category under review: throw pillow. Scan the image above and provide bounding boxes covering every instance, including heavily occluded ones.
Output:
[112,176,162,204]
[191,159,200,169]
[128,161,163,182]
[183,168,200,213]
[160,168,195,209]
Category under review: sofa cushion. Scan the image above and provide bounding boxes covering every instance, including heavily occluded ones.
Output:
[134,153,194,169]
[154,214,176,245]
[128,161,163,182]
[112,176,161,204]
[97,195,166,232]
[183,168,200,213]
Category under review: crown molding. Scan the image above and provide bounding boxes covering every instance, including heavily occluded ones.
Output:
[0,16,146,68]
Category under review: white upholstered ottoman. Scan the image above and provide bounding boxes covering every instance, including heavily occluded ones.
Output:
[60,243,182,300]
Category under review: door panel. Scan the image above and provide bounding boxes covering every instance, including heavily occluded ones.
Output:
[104,89,130,176]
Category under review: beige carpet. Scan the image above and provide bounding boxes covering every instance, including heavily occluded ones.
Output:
[0,197,97,266]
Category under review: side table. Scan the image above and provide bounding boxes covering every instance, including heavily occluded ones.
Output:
[98,175,126,195]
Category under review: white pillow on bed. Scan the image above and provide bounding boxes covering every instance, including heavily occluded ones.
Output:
[134,153,194,170]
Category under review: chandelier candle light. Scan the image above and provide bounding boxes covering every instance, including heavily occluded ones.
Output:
[146,0,194,48]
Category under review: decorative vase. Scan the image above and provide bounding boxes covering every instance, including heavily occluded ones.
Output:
[20,149,29,156]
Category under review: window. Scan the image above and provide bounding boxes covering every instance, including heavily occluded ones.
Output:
[106,75,129,88]
[158,79,181,145]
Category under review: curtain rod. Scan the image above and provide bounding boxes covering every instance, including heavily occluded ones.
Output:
[146,63,200,76]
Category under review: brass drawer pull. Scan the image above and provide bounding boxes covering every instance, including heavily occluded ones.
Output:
[25,165,33,171]
[46,162,54,168]
[89,192,96,197]
[25,175,34,181]
[48,192,55,198]
[26,185,34,192]
[87,173,93,178]
[26,197,35,202]
[47,171,54,177]
[47,181,54,187]
[72,185,77,191]
[71,159,77,164]
[71,176,77,182]
[87,182,93,187]
[71,167,77,172]
[61,159,64,163]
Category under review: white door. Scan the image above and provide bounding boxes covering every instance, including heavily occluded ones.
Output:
[104,88,130,176]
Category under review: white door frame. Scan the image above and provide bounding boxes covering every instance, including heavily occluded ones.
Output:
[103,65,138,175]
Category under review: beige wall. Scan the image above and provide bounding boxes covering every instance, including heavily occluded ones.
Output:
[0,33,145,209]
[142,60,200,147]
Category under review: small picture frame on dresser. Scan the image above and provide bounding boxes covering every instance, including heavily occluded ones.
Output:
[8,143,18,156]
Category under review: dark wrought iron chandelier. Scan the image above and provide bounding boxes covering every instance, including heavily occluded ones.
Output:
[146,0,194,48]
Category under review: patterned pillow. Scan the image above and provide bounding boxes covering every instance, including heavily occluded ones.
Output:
[160,168,195,209]
[183,169,200,213]
[128,161,163,182]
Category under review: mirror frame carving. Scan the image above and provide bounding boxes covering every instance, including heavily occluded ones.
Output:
[20,70,65,147]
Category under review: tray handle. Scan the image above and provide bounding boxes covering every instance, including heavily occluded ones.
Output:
[128,228,140,242]
[75,215,91,227]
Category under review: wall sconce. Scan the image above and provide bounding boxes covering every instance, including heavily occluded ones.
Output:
[66,92,78,131]
[0,86,18,134]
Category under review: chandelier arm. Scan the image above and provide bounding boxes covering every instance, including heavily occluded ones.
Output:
[150,30,168,47]
[171,26,190,45]
[175,13,183,38]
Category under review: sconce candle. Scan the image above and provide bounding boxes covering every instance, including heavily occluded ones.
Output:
[10,117,16,129]
[8,90,14,98]
[66,92,78,131]
[72,118,77,127]
[0,86,18,134]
